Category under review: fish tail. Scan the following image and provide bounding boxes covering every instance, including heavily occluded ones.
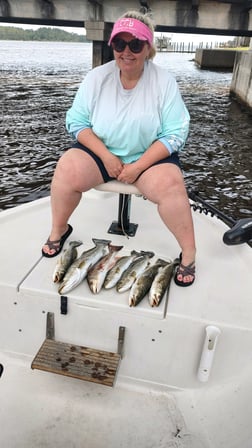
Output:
[155,258,169,267]
[108,244,124,253]
[130,250,142,256]
[92,238,111,245]
[69,240,83,247]
[139,250,155,258]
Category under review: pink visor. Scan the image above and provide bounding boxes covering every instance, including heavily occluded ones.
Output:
[108,18,153,46]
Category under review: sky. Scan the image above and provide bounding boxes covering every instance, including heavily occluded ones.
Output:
[0,22,234,45]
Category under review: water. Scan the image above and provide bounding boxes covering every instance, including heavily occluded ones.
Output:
[0,40,251,220]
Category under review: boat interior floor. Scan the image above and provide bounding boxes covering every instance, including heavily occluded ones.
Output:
[0,190,251,448]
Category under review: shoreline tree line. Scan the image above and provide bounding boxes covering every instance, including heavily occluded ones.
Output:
[0,26,88,42]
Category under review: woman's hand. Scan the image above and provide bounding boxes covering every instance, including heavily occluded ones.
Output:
[102,153,124,178]
[117,163,142,184]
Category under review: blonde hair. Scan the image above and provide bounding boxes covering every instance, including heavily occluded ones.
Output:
[121,10,156,60]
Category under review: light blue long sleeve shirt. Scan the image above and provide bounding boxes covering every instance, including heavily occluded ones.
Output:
[66,60,190,163]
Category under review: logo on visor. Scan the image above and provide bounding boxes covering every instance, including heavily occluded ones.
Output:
[119,18,135,28]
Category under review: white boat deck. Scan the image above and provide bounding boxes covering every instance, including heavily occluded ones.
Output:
[0,189,250,328]
[0,189,251,447]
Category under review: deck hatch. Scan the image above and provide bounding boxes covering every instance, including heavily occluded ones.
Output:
[31,313,124,387]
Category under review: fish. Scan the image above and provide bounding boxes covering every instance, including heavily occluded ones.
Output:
[103,250,142,290]
[116,251,154,293]
[129,259,168,307]
[87,244,123,294]
[58,238,111,295]
[149,260,176,307]
[52,240,83,283]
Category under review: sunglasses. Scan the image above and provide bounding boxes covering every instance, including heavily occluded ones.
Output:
[111,38,147,54]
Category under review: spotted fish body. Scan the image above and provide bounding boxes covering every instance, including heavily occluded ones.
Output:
[116,252,155,293]
[53,240,82,283]
[149,260,175,307]
[58,238,111,295]
[87,245,123,294]
[103,250,141,290]
[129,259,168,307]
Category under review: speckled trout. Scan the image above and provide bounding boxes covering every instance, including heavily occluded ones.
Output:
[116,251,154,293]
[103,250,142,290]
[58,238,111,295]
[149,260,175,307]
[129,259,168,307]
[53,240,83,283]
[87,244,123,294]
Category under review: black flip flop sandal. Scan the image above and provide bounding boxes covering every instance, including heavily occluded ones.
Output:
[42,224,73,258]
[174,253,195,287]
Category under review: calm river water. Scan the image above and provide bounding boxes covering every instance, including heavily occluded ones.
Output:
[0,41,251,220]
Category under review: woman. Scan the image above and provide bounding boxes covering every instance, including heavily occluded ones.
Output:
[42,10,196,287]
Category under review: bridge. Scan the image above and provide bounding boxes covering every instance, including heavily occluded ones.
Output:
[1,0,252,37]
[1,0,252,105]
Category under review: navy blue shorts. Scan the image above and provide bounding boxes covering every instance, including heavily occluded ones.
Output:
[69,141,181,182]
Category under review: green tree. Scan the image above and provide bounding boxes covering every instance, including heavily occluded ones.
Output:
[0,26,88,42]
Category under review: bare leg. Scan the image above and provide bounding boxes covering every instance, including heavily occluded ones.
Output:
[42,148,104,255]
[135,164,196,285]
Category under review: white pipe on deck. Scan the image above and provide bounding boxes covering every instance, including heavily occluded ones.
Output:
[197,325,221,383]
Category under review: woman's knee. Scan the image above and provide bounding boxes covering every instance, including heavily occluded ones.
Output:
[139,165,185,200]
[55,150,75,179]
[53,149,83,188]
[54,148,102,191]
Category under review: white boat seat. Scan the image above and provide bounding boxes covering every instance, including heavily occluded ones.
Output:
[95,180,141,196]
[94,181,141,237]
